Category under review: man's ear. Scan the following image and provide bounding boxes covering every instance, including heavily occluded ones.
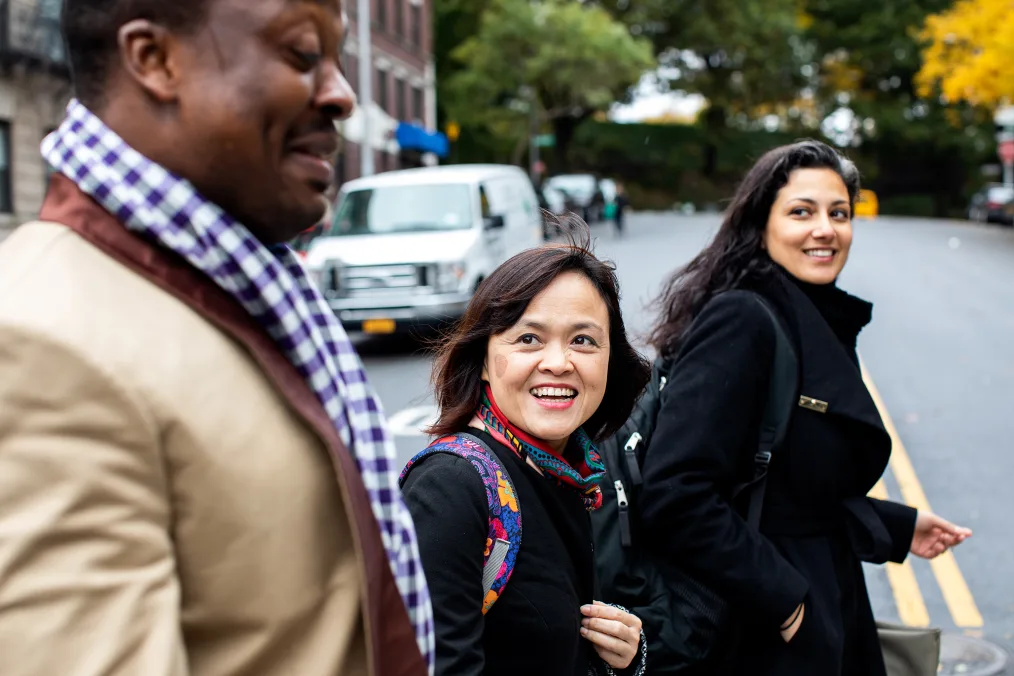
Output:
[117,20,183,103]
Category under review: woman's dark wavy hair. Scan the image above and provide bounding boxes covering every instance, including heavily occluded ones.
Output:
[427,216,651,442]
[649,139,861,356]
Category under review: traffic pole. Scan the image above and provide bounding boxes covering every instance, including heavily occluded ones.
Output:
[995,106,1014,189]
[529,103,540,185]
[357,0,374,177]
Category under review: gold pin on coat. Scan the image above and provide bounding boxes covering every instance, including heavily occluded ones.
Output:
[799,396,829,413]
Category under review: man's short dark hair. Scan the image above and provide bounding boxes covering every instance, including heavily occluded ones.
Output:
[61,0,210,107]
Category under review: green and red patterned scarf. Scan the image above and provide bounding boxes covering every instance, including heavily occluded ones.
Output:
[478,384,605,511]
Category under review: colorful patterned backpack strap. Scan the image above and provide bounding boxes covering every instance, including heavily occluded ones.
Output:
[400,432,522,615]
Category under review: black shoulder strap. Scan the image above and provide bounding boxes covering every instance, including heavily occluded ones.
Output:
[745,296,799,529]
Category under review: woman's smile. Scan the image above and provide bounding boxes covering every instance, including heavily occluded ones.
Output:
[529,383,579,410]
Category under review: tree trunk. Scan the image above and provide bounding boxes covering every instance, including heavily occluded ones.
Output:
[550,113,591,172]
[701,104,726,179]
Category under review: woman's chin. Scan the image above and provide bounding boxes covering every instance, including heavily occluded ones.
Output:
[521,419,579,447]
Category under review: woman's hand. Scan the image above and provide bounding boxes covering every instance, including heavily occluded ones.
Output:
[911,511,972,559]
[780,603,804,643]
[580,601,642,669]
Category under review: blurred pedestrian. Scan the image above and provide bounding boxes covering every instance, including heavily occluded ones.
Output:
[637,140,971,675]
[612,181,629,234]
[400,224,651,676]
[0,1,432,675]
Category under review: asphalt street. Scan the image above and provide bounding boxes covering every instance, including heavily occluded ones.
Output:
[352,212,1014,672]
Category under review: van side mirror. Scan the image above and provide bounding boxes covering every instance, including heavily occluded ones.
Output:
[484,214,505,229]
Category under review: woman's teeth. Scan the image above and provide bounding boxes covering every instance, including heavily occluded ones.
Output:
[805,249,834,257]
[530,387,577,399]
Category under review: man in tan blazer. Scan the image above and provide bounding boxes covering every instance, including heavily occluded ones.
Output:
[0,0,432,674]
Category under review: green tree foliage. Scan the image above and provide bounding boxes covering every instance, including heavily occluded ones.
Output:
[440,0,655,167]
[802,0,996,214]
[594,0,808,175]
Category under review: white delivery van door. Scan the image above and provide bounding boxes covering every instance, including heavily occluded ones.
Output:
[478,183,508,265]
[483,175,542,258]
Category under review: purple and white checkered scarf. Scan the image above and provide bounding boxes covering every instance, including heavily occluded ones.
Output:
[42,99,434,671]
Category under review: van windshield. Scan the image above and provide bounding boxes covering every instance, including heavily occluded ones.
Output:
[327,183,473,236]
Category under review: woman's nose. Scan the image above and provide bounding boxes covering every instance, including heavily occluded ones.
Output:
[811,217,836,238]
[539,343,573,374]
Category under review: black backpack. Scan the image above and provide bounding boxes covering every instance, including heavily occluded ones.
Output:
[591,294,798,674]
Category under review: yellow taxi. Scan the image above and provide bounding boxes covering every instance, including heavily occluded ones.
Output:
[854,189,878,219]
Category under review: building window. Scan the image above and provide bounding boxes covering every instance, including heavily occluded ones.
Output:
[395,78,406,120]
[412,86,424,123]
[0,123,11,213]
[375,0,386,32]
[394,0,404,39]
[38,0,65,64]
[410,5,421,49]
[377,69,389,113]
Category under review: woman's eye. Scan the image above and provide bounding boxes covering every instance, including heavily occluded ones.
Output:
[573,336,598,347]
[790,207,810,217]
[518,334,539,345]
[832,209,851,220]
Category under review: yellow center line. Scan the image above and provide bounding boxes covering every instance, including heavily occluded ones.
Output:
[869,479,931,627]
[861,361,984,628]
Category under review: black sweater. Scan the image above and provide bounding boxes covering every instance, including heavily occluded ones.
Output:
[402,428,597,676]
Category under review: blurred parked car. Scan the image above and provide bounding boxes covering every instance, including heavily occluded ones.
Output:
[537,184,568,240]
[545,174,606,223]
[539,184,567,215]
[968,184,1014,225]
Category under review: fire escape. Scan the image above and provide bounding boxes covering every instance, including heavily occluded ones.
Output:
[0,0,66,73]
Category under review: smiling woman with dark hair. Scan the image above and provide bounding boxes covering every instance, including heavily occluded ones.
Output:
[401,222,652,676]
[636,140,971,675]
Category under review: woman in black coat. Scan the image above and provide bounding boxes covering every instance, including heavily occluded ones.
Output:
[402,228,652,676]
[638,140,972,675]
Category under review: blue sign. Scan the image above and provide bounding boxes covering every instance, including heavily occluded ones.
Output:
[395,122,450,158]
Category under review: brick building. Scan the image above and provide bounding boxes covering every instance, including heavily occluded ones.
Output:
[338,0,443,185]
[0,0,441,242]
[0,0,70,242]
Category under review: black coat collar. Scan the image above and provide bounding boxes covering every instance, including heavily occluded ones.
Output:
[750,269,890,449]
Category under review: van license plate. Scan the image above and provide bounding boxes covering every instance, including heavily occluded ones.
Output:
[363,319,396,334]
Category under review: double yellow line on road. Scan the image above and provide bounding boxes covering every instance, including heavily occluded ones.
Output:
[861,362,983,629]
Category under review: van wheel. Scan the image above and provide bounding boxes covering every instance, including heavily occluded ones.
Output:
[474,277,485,293]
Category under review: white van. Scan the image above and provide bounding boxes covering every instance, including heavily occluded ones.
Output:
[306,164,544,333]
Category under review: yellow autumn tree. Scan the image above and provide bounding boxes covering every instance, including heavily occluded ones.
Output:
[915,0,1014,107]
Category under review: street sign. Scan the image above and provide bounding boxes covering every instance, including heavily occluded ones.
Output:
[999,139,1014,165]
[445,121,460,142]
[534,134,556,148]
